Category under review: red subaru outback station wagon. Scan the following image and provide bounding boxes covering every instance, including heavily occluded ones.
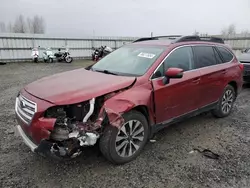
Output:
[15,35,243,164]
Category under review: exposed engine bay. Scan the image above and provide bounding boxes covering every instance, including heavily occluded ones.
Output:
[35,97,110,159]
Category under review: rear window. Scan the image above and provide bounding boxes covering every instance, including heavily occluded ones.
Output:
[213,48,223,64]
[216,47,234,63]
[193,46,217,68]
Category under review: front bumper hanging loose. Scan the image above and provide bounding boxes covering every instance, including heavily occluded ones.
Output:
[15,125,38,152]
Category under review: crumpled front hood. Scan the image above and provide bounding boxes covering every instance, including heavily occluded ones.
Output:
[24,68,136,105]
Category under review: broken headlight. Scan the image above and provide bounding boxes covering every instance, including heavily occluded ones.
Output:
[44,106,66,118]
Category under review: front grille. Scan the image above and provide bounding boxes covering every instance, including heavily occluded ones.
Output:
[15,94,37,125]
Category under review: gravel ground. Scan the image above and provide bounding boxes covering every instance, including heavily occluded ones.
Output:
[1,61,250,188]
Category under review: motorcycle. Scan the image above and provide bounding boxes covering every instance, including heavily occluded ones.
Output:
[54,48,73,63]
[31,46,40,63]
[91,46,113,62]
[42,48,55,63]
[92,47,100,62]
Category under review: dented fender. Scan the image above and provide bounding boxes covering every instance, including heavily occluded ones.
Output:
[97,82,155,128]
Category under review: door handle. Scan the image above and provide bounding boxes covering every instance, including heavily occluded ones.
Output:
[221,69,227,74]
[192,77,200,84]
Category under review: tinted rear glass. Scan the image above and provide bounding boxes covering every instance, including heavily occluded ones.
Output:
[193,46,217,68]
[213,48,223,64]
[216,47,234,63]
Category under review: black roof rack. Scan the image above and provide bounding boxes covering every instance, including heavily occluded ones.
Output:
[132,35,182,43]
[174,35,224,44]
[200,36,224,44]
[133,35,224,44]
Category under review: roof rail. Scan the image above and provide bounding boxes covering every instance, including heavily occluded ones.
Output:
[132,35,224,44]
[199,36,224,44]
[174,35,224,44]
[132,35,182,43]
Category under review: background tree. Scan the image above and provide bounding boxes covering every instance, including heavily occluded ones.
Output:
[240,30,250,36]
[26,17,34,33]
[0,22,6,33]
[193,30,199,35]
[221,24,236,37]
[31,15,45,34]
[1,14,46,34]
[13,15,27,33]
[7,23,13,33]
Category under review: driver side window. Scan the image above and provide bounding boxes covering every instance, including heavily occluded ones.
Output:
[152,46,194,79]
[164,46,194,72]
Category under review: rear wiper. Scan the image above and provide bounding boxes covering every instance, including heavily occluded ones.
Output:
[95,69,117,75]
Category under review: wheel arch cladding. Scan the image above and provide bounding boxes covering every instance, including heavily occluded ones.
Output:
[228,81,237,96]
[101,85,154,128]
[133,105,151,125]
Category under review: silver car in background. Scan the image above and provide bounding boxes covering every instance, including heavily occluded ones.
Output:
[238,49,250,83]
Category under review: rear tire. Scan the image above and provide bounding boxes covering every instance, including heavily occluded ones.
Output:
[34,57,38,63]
[99,110,149,164]
[212,85,236,118]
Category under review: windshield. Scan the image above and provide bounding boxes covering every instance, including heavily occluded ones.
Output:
[91,45,165,76]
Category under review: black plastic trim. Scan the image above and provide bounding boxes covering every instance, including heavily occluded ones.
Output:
[151,101,218,134]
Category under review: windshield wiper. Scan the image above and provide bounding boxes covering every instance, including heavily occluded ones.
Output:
[95,69,118,75]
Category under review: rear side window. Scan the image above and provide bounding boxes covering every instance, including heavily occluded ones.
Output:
[213,48,223,64]
[216,47,234,63]
[193,46,217,68]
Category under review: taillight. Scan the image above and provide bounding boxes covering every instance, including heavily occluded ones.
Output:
[239,63,244,71]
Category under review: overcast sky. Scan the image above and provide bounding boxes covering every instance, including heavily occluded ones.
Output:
[0,0,250,37]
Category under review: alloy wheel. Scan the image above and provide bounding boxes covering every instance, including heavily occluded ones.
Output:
[221,89,234,114]
[115,120,145,158]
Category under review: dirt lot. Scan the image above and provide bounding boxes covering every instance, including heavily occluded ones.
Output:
[0,60,250,188]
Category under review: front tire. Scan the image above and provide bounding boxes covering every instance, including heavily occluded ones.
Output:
[212,85,236,118]
[99,110,149,164]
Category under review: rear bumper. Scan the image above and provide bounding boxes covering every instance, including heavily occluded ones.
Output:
[15,125,38,152]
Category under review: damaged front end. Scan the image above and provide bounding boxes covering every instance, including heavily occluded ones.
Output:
[35,96,124,160]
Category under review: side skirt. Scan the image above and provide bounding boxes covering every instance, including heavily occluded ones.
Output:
[151,101,218,135]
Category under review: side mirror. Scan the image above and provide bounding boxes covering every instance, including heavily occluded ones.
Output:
[165,67,183,78]
[163,68,183,85]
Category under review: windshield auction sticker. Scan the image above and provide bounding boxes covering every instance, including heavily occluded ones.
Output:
[138,52,156,59]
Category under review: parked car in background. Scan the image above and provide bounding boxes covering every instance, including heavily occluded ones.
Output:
[238,49,250,82]
[15,35,243,164]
